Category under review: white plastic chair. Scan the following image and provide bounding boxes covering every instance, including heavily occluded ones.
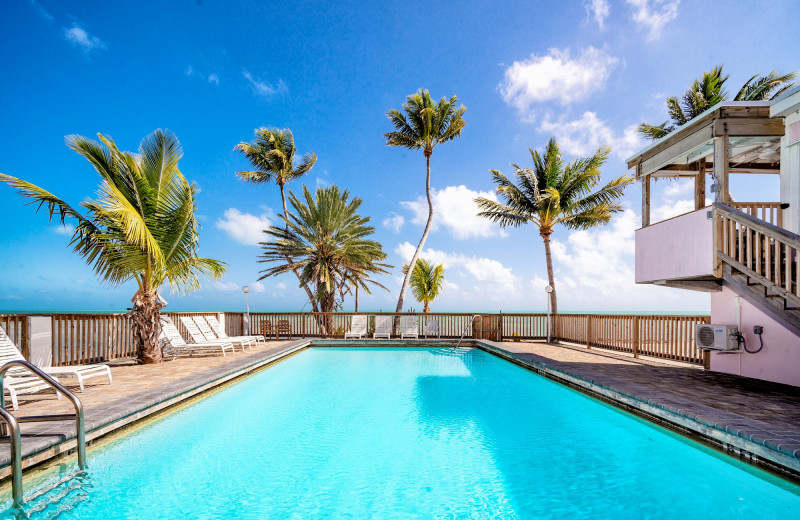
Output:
[205,315,261,345]
[344,315,367,339]
[193,316,253,351]
[424,318,440,339]
[400,316,419,339]
[161,320,234,358]
[373,316,392,339]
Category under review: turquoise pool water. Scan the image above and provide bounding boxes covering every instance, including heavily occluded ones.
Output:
[4,347,800,519]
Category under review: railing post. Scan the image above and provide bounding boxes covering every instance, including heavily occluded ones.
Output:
[632,316,639,358]
[498,312,503,342]
[586,315,592,349]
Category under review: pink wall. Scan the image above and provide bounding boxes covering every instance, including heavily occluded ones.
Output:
[635,209,714,283]
[709,285,800,386]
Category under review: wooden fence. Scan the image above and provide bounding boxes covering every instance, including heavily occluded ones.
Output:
[0,311,710,366]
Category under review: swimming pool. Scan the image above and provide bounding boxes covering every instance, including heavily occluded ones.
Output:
[4,347,800,518]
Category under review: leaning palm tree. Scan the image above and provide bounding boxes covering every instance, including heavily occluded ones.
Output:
[475,138,633,315]
[385,89,465,315]
[234,128,320,311]
[640,65,796,139]
[258,185,391,334]
[0,130,226,363]
[401,258,445,313]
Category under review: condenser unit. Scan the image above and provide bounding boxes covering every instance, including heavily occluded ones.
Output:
[695,324,741,351]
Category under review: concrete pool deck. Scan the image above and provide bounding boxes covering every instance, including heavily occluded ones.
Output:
[1,339,799,482]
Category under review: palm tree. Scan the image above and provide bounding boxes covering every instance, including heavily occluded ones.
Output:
[0,130,226,363]
[401,258,445,313]
[385,88,466,316]
[640,66,797,139]
[258,185,390,334]
[475,138,633,315]
[234,128,320,311]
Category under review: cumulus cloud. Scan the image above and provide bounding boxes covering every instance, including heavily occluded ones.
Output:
[208,73,219,85]
[538,111,643,160]
[400,185,507,240]
[382,212,405,233]
[53,223,75,236]
[626,0,680,41]
[584,0,610,28]
[500,47,618,117]
[212,281,240,291]
[63,24,106,53]
[396,242,519,301]
[243,70,287,98]
[275,282,287,291]
[215,208,272,245]
[251,281,266,293]
[652,198,694,222]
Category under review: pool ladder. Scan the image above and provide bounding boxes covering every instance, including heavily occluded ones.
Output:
[0,360,87,509]
[453,315,481,351]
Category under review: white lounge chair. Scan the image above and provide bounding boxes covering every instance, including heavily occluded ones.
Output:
[179,317,241,351]
[373,316,392,339]
[400,316,419,339]
[204,315,261,346]
[424,318,440,339]
[160,321,234,358]
[0,327,111,409]
[344,315,367,339]
[193,316,253,351]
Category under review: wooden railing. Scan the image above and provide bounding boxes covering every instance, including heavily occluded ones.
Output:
[731,202,783,228]
[715,203,799,305]
[554,314,710,365]
[0,311,711,366]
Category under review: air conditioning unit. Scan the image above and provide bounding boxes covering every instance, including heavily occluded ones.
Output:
[695,324,741,351]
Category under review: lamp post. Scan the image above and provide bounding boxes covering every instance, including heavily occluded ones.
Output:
[242,286,251,336]
[544,285,553,343]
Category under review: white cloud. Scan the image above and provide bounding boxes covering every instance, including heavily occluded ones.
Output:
[53,223,75,236]
[396,242,519,301]
[652,198,694,222]
[242,70,287,98]
[275,282,287,291]
[400,185,507,240]
[584,0,610,28]
[382,213,405,233]
[500,47,618,117]
[185,66,194,76]
[215,208,272,245]
[662,179,694,197]
[63,24,106,53]
[208,73,219,85]
[212,281,240,291]
[28,0,53,21]
[539,111,643,159]
[251,281,266,293]
[626,0,680,41]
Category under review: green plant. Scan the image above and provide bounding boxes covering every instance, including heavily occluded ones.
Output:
[258,185,391,335]
[401,258,445,313]
[475,138,633,315]
[385,89,466,314]
[0,130,226,363]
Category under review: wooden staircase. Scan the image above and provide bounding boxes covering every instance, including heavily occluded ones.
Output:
[714,203,800,333]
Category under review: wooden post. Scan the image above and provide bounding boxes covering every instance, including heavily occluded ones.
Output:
[498,312,503,342]
[632,316,639,358]
[640,164,650,227]
[586,315,592,349]
[714,134,730,204]
[695,162,706,210]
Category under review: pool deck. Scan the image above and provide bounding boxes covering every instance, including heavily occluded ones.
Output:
[1,339,800,482]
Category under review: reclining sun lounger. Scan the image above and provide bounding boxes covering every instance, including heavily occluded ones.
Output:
[160,320,234,359]
[344,315,367,339]
[424,318,440,339]
[373,316,392,339]
[204,315,261,346]
[400,316,419,339]
[0,326,112,410]
[193,316,254,351]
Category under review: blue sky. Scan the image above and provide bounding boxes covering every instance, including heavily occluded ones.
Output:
[0,0,797,312]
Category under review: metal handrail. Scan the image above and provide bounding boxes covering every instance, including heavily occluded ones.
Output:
[453,315,481,350]
[0,360,87,509]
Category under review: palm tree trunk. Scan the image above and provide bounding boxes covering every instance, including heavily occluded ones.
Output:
[395,152,434,321]
[541,230,558,315]
[130,290,164,364]
[279,183,320,314]
[355,284,359,312]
